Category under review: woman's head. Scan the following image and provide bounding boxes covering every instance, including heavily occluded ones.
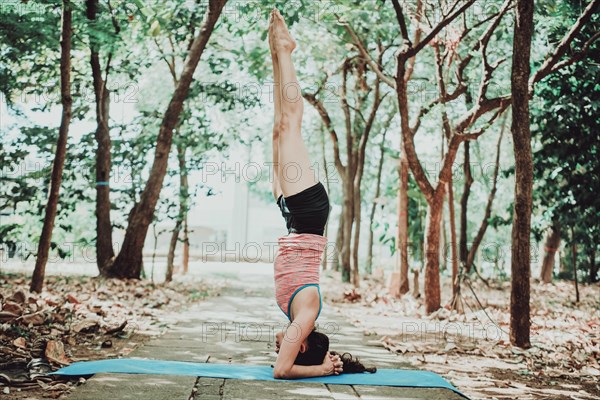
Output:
[274,328,329,364]
[275,328,376,373]
[294,329,329,366]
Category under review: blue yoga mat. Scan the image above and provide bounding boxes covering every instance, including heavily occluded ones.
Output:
[52,358,468,398]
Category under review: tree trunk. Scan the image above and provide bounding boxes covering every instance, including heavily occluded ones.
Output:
[108,0,227,279]
[92,78,114,274]
[351,194,361,287]
[570,227,580,303]
[440,187,447,272]
[509,0,534,348]
[367,131,387,274]
[424,192,444,313]
[459,141,473,271]
[349,84,382,286]
[395,58,445,309]
[166,143,188,282]
[180,145,190,275]
[540,223,561,283]
[589,247,598,283]
[572,239,579,303]
[466,119,506,271]
[182,216,189,274]
[439,134,447,274]
[366,202,377,274]
[412,268,420,298]
[397,150,410,294]
[334,214,344,272]
[87,0,115,275]
[305,56,383,281]
[447,178,459,302]
[341,179,354,283]
[166,218,181,282]
[559,248,568,276]
[30,1,72,293]
[394,51,411,298]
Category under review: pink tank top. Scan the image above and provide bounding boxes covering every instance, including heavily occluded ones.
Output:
[274,233,328,320]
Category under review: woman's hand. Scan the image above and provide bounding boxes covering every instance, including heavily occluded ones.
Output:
[274,331,282,354]
[321,352,343,375]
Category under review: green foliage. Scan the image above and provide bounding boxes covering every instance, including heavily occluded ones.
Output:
[0,0,597,282]
[531,0,599,280]
[0,1,60,105]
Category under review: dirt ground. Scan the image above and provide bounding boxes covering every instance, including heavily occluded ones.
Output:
[0,273,223,399]
[2,269,598,400]
[321,271,600,400]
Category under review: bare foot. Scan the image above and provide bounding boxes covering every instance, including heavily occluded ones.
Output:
[271,9,296,53]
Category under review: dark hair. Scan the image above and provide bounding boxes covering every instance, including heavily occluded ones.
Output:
[330,351,377,374]
[294,329,329,365]
[294,330,377,374]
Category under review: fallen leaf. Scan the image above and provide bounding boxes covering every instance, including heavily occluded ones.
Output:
[66,294,80,304]
[9,290,27,304]
[45,298,60,306]
[2,301,24,315]
[71,319,99,333]
[45,340,71,365]
[13,337,27,349]
[21,311,46,325]
[0,310,20,322]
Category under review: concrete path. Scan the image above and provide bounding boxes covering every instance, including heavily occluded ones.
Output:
[64,263,465,400]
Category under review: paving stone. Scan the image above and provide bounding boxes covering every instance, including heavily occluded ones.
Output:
[353,385,466,400]
[222,380,333,400]
[192,377,224,400]
[67,374,196,400]
[325,384,360,399]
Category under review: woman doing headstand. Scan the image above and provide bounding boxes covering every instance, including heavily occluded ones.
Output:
[268,9,375,379]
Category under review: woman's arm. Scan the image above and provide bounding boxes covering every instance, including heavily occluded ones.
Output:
[273,314,342,379]
[274,352,340,379]
[274,362,327,379]
[273,316,314,379]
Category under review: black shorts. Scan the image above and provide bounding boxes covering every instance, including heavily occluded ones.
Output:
[276,182,331,236]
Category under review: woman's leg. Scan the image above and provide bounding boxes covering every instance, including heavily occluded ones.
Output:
[271,9,319,198]
[269,15,283,201]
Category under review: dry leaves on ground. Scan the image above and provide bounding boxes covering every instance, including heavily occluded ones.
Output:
[322,272,600,399]
[0,273,222,398]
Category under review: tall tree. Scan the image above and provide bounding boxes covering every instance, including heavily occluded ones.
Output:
[165,142,189,282]
[539,223,561,283]
[532,0,600,285]
[108,0,228,278]
[86,0,119,274]
[509,0,535,348]
[30,0,73,293]
[345,0,512,312]
[463,118,506,275]
[155,25,198,283]
[508,0,600,346]
[304,55,387,285]
[366,114,393,274]
[347,0,598,313]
